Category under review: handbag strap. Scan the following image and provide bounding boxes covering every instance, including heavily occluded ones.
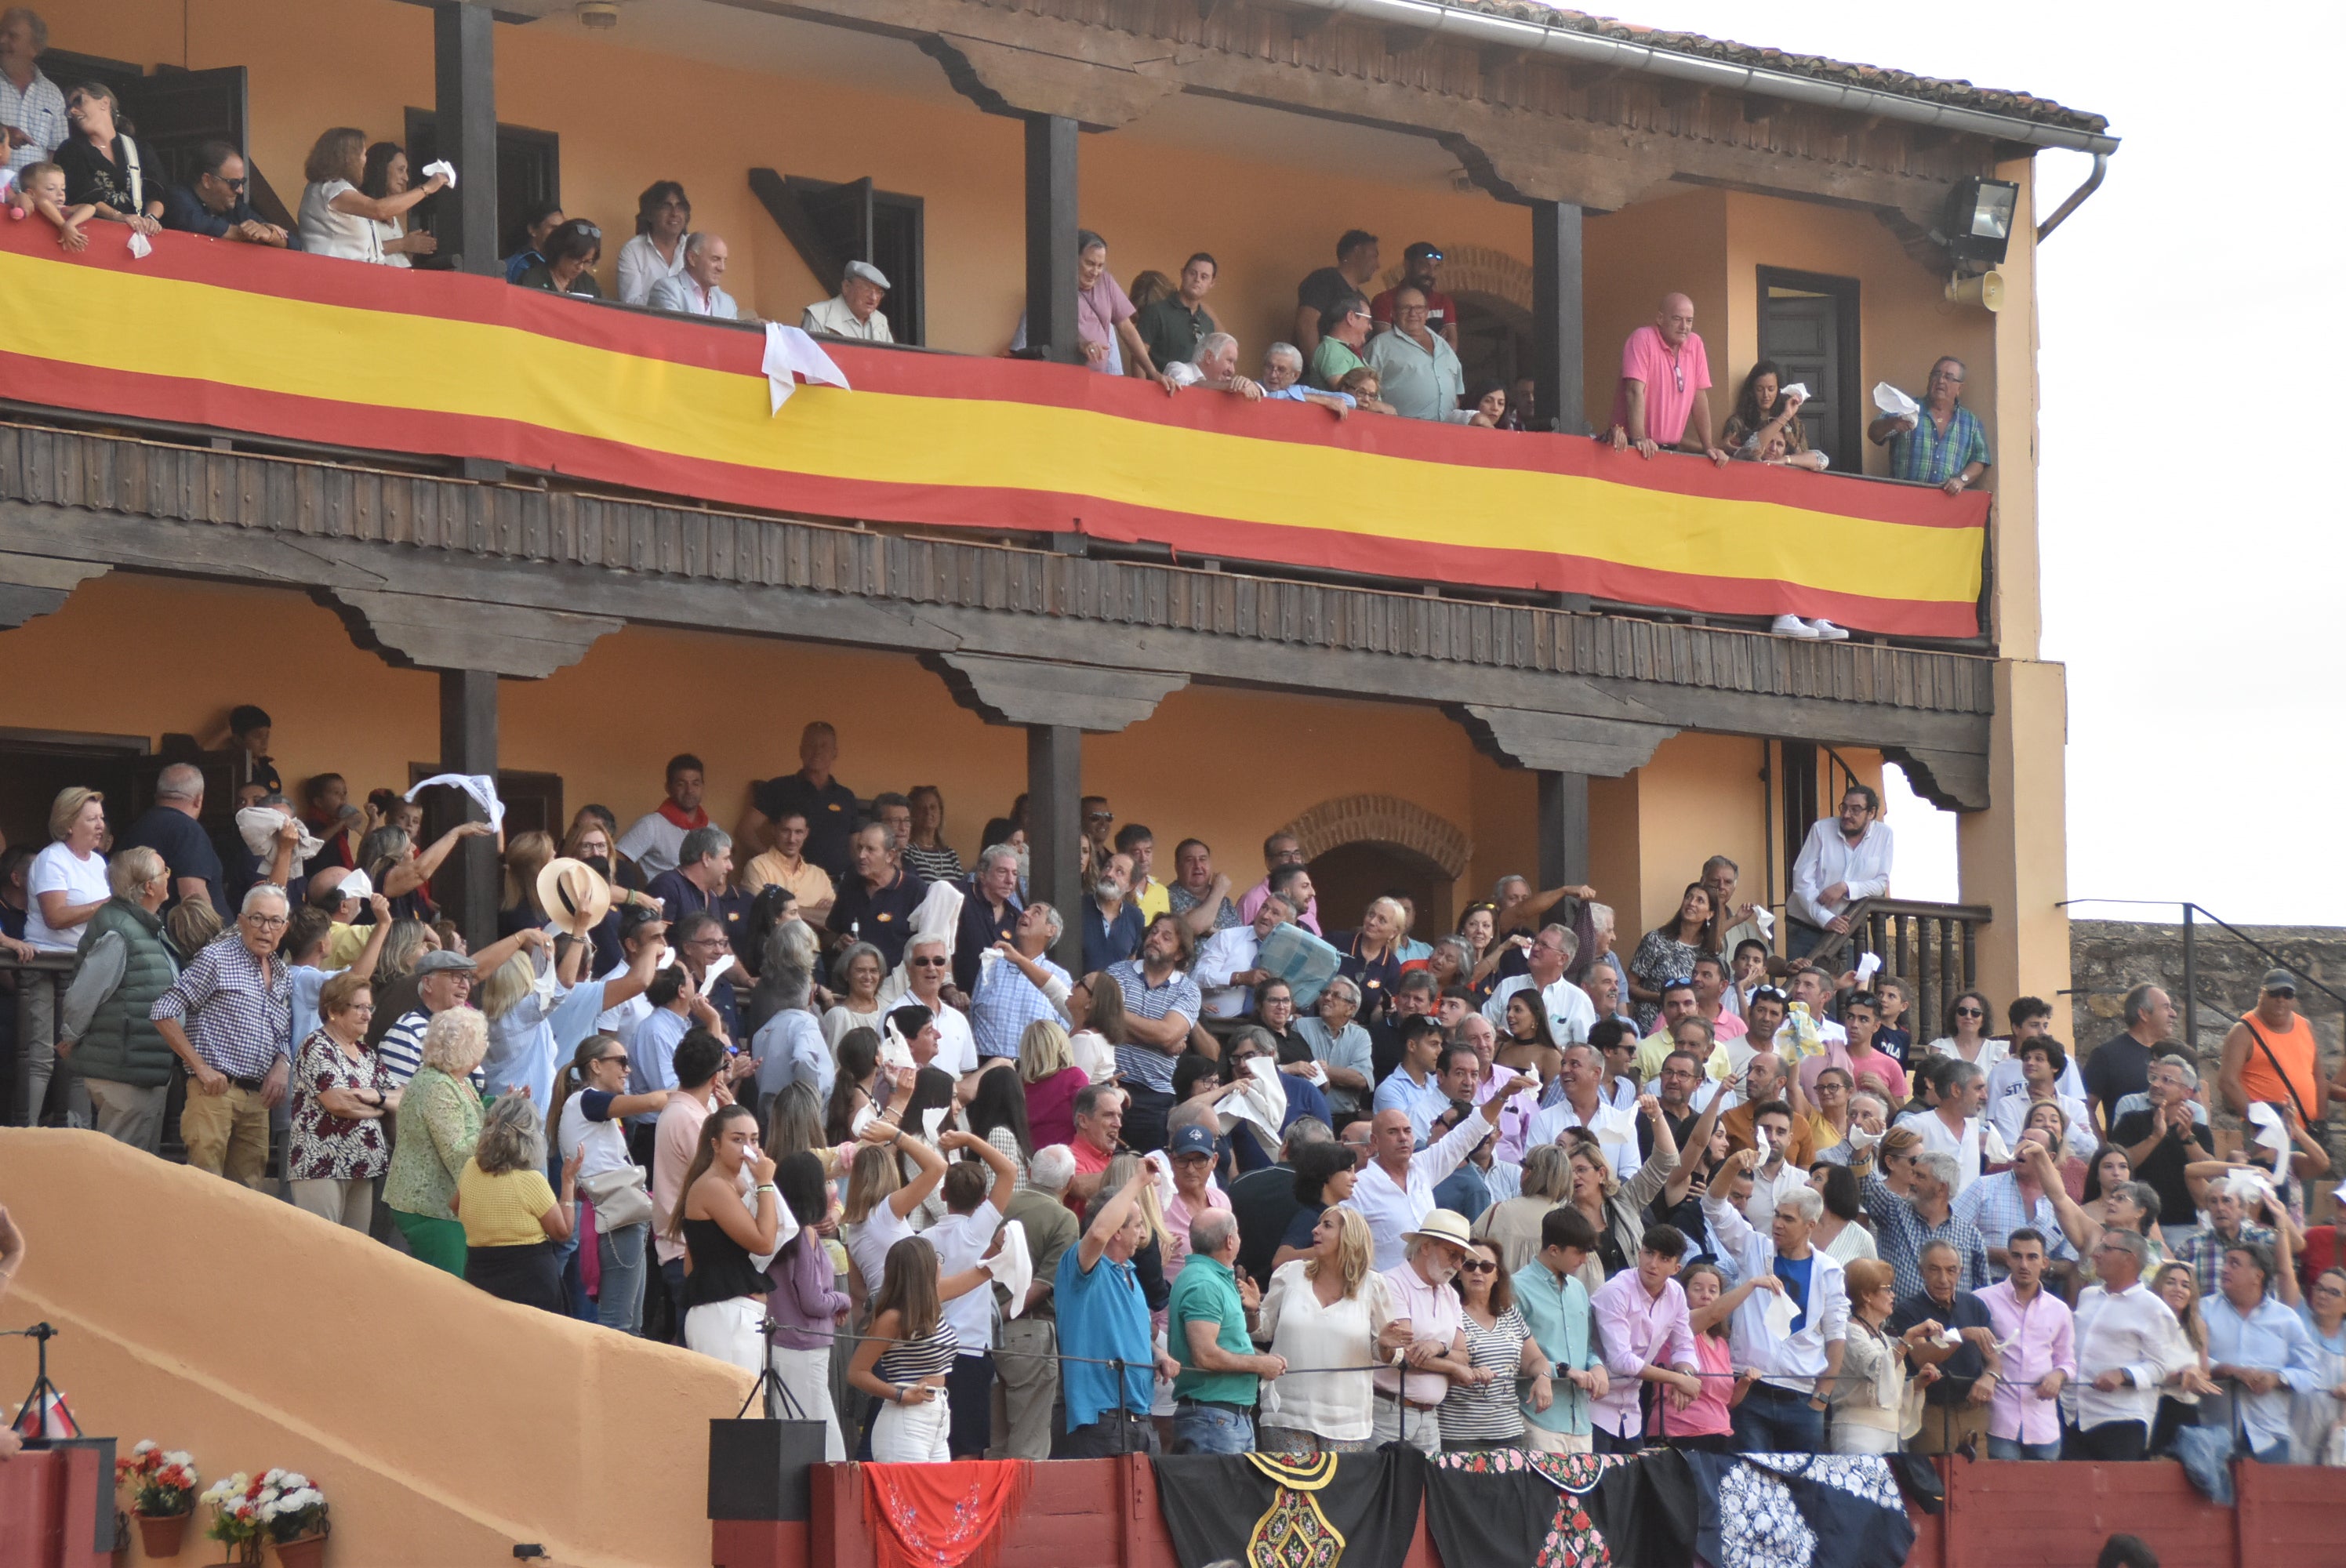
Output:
[2236,1016,2313,1125]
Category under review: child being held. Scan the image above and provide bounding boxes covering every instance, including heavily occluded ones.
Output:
[7,162,95,251]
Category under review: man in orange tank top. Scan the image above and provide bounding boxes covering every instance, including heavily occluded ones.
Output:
[2218,969,2326,1125]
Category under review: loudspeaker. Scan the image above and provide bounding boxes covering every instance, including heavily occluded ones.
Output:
[707,1419,827,1521]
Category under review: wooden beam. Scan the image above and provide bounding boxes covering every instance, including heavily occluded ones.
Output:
[924,652,1186,731]
[1022,114,1081,365]
[1743,95,1789,122]
[1536,771,1590,891]
[1383,24,1434,56]
[438,668,499,951]
[1026,724,1084,972]
[430,2,499,276]
[1529,198,1584,436]
[1476,44,1526,77]
[1562,62,1625,93]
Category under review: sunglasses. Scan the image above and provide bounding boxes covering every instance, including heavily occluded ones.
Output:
[910,956,948,967]
[2268,988,2297,999]
[1953,1007,1984,1017]
[600,1054,630,1069]
[1084,811,1113,824]
[1459,1259,1497,1273]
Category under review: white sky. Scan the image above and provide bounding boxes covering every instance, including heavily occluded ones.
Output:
[1604,0,2345,923]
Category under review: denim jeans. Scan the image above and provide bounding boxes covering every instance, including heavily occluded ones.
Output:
[1733,1387,1825,1453]
[1172,1403,1255,1455]
[1987,1436,2062,1461]
[598,1220,649,1336]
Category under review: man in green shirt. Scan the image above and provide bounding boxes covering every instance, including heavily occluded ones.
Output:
[1513,1204,1607,1453]
[1309,289,1375,391]
[1167,1207,1287,1454]
[1134,252,1218,375]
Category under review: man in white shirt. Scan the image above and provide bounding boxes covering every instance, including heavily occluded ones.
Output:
[1481,924,1596,1045]
[1526,1043,1639,1176]
[1162,332,1264,400]
[1985,1037,2097,1159]
[1898,1057,1988,1193]
[594,906,668,1052]
[922,1138,1020,1457]
[1192,894,1291,1018]
[898,935,980,1089]
[1346,1070,1534,1270]
[1703,1167,1849,1451]
[2069,1229,2200,1460]
[801,259,895,342]
[1788,782,1894,959]
[648,232,757,321]
[616,754,709,880]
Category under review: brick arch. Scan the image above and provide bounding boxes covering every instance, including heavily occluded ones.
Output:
[1281,795,1473,881]
[1375,245,1534,314]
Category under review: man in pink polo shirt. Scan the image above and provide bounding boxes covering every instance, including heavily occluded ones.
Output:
[1607,293,1728,466]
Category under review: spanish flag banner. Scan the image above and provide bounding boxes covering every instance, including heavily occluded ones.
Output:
[0,223,1985,635]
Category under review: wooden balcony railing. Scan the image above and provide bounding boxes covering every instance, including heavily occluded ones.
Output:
[1807,898,1992,1039]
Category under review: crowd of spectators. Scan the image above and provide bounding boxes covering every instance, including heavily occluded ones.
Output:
[4,710,2340,1473]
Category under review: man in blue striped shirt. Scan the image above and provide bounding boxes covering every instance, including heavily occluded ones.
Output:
[1869,356,1991,495]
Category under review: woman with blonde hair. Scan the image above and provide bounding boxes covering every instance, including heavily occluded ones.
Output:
[387,1007,488,1273]
[1337,896,1408,1022]
[287,971,400,1230]
[24,785,108,1121]
[477,919,659,1105]
[841,1122,950,1306]
[670,1102,788,1371]
[358,818,492,924]
[456,1090,579,1312]
[1019,1018,1091,1148]
[1474,1143,1573,1276]
[1560,1095,1681,1292]
[374,917,438,988]
[1258,1206,1398,1453]
[2149,1261,2221,1454]
[848,1235,999,1461]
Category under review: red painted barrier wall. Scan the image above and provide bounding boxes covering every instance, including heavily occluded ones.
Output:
[0,1447,109,1568]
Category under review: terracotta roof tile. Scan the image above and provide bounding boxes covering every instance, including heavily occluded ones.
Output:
[1444,4,2109,135]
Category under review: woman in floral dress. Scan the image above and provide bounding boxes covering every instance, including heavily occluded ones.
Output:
[287,971,399,1230]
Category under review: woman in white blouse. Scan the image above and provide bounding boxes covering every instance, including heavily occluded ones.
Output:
[25,786,109,1124]
[359,142,439,268]
[296,126,445,263]
[616,180,692,305]
[1256,1206,1400,1453]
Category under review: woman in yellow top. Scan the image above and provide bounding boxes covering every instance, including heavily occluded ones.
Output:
[456,1091,581,1315]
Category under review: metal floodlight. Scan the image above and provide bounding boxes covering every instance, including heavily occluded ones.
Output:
[1943,178,2020,268]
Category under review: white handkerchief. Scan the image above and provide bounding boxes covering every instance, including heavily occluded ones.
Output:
[405,772,506,833]
[2221,1167,2274,1204]
[761,322,851,413]
[2246,1102,2293,1156]
[1760,1286,1798,1341]
[340,869,374,902]
[1781,382,1810,403]
[236,806,321,862]
[985,1221,1033,1317]
[528,949,560,1007]
[699,953,737,993]
[1981,1123,2011,1163]
[1854,952,1882,985]
[1872,381,1920,419]
[921,1107,946,1144]
[126,230,152,260]
[1937,1327,1964,1348]
[656,945,679,970]
[1218,1056,1287,1139]
[877,1029,917,1073]
[1143,1149,1179,1215]
[850,1102,878,1138]
[420,159,456,187]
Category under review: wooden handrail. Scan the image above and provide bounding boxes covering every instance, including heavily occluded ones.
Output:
[1803,897,1992,1041]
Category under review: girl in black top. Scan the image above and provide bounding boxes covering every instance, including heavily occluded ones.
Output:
[670,1103,786,1372]
[56,84,161,233]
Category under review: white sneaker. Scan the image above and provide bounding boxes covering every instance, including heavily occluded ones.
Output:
[1809,619,1850,641]
[1772,614,1821,639]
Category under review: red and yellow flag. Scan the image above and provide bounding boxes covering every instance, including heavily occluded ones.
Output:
[0,223,1985,635]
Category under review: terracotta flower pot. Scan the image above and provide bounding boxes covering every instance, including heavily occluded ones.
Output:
[135,1511,190,1557]
[271,1532,328,1568]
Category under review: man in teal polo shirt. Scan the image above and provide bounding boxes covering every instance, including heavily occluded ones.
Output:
[1056,1165,1180,1455]
[1513,1205,1608,1453]
[1168,1205,1287,1453]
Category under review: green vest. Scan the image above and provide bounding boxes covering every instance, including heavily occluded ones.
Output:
[71,897,180,1087]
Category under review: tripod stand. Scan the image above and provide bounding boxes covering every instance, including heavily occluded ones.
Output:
[734,1319,812,1422]
[8,1323,78,1446]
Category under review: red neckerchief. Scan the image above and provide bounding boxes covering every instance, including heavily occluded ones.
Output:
[657,800,707,832]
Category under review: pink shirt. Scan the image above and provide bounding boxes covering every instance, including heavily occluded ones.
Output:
[1677,1332,1736,1437]
[1589,1269,1699,1438]
[1077,272,1135,372]
[1978,1278,2076,1446]
[652,1089,717,1265]
[1799,1042,1909,1104]
[1608,324,1712,445]
[1375,1261,1464,1406]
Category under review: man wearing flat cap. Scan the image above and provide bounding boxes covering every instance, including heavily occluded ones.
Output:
[802,259,894,342]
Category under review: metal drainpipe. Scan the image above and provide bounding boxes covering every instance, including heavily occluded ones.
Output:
[2034,151,2108,244]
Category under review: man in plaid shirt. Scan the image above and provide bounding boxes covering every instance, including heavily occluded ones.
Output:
[151,884,292,1187]
[1868,356,1991,495]
[971,901,1069,1062]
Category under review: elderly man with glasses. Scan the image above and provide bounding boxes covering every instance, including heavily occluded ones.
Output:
[1367,285,1467,423]
[149,884,295,1186]
[1608,292,1727,466]
[1868,354,1990,496]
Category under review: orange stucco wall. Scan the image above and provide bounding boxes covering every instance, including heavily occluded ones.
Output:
[0,572,1745,935]
[0,1128,751,1568]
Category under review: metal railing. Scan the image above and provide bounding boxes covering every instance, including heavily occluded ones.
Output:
[1806,898,1993,1036]
[2058,898,2346,1061]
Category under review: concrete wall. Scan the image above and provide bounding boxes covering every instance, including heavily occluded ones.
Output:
[0,1129,751,1568]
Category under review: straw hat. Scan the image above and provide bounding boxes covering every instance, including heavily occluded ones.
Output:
[536,856,613,937]
[1401,1210,1474,1250]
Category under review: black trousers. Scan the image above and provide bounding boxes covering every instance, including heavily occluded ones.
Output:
[2068,1419,2149,1462]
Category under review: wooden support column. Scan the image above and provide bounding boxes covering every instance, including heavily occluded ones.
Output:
[1022,114,1080,364]
[1531,199,1585,437]
[1026,724,1083,972]
[1535,770,1591,892]
[433,2,499,276]
[438,668,499,951]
